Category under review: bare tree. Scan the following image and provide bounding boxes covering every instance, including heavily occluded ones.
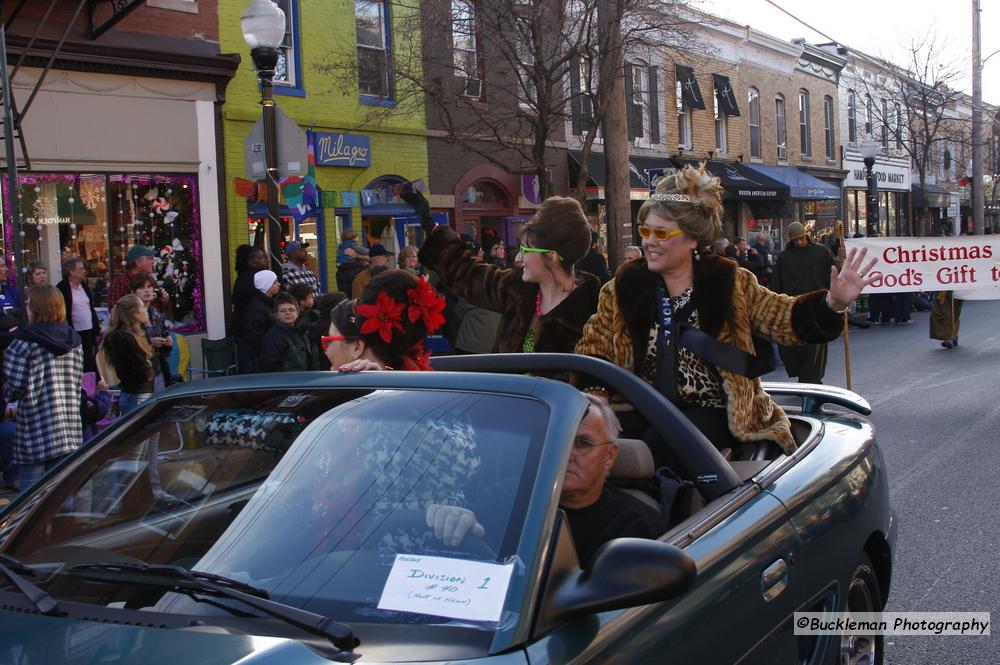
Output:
[569,2,709,198]
[857,33,967,236]
[317,0,702,199]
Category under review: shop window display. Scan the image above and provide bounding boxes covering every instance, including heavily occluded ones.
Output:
[3,173,205,333]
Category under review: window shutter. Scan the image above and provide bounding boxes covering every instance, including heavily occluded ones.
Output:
[570,54,583,135]
[624,60,637,140]
[648,65,659,144]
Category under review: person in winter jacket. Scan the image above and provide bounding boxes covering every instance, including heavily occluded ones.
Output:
[101,294,155,415]
[260,292,313,372]
[131,272,174,390]
[57,256,101,374]
[410,189,600,355]
[242,270,281,373]
[770,222,839,384]
[0,260,23,311]
[232,245,269,373]
[4,285,83,494]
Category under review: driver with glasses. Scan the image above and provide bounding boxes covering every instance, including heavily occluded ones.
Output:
[427,393,664,567]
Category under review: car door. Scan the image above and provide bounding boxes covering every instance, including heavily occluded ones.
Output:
[526,486,805,665]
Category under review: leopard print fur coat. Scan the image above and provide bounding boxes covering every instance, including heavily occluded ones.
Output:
[575,254,843,453]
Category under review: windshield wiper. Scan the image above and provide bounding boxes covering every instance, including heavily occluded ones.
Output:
[66,562,357,651]
[0,553,59,614]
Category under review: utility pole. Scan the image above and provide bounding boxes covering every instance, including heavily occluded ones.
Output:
[971,0,984,235]
[597,0,629,269]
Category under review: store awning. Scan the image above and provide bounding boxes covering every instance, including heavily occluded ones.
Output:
[744,164,841,200]
[671,159,789,201]
[912,183,951,209]
[569,151,675,192]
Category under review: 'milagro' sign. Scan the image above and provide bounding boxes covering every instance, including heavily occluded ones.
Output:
[314,132,372,168]
[846,236,1000,299]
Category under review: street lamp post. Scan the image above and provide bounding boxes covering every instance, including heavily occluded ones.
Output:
[860,136,880,237]
[241,0,286,275]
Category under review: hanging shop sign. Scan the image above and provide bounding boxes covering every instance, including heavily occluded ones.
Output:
[843,159,911,191]
[315,132,372,168]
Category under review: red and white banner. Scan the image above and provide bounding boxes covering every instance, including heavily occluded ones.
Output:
[845,236,1000,299]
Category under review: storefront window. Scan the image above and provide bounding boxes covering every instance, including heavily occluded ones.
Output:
[4,173,205,333]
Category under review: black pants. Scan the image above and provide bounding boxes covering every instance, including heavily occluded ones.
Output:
[78,327,97,374]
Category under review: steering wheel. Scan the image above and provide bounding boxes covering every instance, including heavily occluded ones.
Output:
[374,508,497,561]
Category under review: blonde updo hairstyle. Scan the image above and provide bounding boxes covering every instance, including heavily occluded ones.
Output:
[637,163,725,252]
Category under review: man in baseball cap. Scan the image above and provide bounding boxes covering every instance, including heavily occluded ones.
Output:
[770,221,838,384]
[281,239,321,298]
[108,245,156,309]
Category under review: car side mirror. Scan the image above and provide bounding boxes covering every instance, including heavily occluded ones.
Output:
[548,538,696,620]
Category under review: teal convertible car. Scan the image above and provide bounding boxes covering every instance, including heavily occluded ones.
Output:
[0,355,893,664]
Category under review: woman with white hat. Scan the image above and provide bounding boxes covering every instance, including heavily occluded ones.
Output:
[242,269,280,373]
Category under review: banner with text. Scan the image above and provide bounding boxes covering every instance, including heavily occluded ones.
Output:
[845,236,1000,299]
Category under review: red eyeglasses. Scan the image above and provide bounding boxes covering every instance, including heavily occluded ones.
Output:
[321,335,346,351]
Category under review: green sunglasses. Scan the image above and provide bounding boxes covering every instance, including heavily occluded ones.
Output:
[518,245,557,256]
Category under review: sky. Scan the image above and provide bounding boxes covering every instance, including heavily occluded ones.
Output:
[698,0,1000,103]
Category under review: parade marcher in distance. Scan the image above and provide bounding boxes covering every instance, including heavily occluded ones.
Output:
[101,294,156,416]
[232,244,269,373]
[3,286,83,494]
[930,291,962,349]
[107,245,156,309]
[407,188,600,354]
[575,164,875,455]
[131,272,174,390]
[260,292,314,372]
[242,269,281,373]
[770,221,839,384]
[324,269,446,373]
[56,256,101,374]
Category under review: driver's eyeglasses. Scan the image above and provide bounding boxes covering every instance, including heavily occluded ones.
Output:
[637,225,685,241]
[572,436,613,454]
[321,335,346,351]
[518,245,557,256]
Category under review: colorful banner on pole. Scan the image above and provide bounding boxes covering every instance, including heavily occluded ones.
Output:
[845,236,1000,299]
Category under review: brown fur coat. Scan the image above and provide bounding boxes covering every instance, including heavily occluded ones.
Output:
[575,255,843,452]
[420,226,601,353]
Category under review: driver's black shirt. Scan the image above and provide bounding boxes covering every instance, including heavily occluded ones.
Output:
[562,485,665,567]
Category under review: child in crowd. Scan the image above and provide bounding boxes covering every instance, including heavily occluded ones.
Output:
[260,292,313,372]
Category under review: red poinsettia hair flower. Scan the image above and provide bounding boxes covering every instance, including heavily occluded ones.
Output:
[406,276,446,333]
[400,342,434,372]
[356,291,405,343]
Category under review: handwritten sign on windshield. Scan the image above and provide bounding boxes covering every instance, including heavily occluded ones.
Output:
[377,554,514,622]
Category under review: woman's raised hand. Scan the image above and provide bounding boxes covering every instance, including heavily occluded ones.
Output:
[828,247,878,311]
[337,358,386,373]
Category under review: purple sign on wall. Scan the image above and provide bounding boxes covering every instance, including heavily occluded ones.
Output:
[521,171,551,205]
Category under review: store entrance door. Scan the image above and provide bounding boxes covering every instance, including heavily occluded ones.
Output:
[248,204,327,292]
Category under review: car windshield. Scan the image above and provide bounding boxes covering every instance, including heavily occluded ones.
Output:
[0,388,546,629]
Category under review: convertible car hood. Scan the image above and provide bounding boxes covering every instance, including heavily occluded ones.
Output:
[0,610,530,665]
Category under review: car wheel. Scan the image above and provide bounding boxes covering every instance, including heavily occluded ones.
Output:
[840,553,884,665]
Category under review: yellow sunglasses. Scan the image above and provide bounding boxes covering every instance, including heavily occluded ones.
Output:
[637,225,685,241]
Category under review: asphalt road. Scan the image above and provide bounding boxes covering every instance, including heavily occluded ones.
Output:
[765,299,1000,664]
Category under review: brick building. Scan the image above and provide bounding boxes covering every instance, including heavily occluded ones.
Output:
[1,0,237,342]
[219,0,429,296]
[419,0,569,249]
